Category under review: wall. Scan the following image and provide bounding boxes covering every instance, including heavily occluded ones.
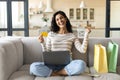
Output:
[29,0,106,37]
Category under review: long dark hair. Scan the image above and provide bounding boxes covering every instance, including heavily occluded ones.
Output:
[51,10,73,33]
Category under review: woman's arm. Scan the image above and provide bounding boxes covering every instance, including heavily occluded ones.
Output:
[38,35,46,52]
[74,28,91,53]
[46,33,51,51]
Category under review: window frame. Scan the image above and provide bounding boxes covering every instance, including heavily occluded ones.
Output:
[106,0,120,37]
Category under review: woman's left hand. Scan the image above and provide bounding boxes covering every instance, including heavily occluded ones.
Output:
[85,27,91,34]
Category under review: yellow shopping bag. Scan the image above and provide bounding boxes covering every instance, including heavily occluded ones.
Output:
[94,44,108,73]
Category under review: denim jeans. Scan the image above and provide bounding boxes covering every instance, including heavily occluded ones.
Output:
[30,60,86,77]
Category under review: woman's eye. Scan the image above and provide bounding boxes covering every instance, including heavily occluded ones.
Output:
[56,19,59,21]
[60,17,63,19]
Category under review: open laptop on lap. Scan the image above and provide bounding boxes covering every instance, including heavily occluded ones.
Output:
[43,51,71,66]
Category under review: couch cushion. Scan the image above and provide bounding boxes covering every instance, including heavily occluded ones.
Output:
[89,67,120,80]
[65,75,92,80]
[35,76,64,80]
[21,37,43,64]
[19,64,30,71]
[9,71,34,80]
[93,73,120,80]
[89,67,98,74]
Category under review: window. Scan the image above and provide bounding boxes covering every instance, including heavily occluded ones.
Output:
[0,0,29,37]
[106,0,120,37]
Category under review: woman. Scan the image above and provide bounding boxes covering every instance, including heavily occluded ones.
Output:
[30,10,91,77]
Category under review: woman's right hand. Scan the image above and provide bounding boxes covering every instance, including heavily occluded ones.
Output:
[38,34,44,43]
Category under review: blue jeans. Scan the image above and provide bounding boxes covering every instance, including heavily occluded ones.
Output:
[30,60,86,77]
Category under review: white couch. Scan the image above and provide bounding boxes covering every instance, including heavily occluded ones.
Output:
[0,37,120,80]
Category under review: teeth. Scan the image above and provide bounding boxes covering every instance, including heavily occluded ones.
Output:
[59,23,62,25]
[60,22,64,25]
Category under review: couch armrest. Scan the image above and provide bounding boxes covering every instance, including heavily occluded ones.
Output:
[0,40,23,80]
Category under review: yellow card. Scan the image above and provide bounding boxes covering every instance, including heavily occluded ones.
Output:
[40,32,48,37]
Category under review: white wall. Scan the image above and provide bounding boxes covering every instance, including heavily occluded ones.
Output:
[29,0,106,37]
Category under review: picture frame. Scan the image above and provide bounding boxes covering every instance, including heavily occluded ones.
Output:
[68,8,94,21]
[76,8,81,20]
[83,8,87,20]
[90,8,94,20]
[69,8,74,19]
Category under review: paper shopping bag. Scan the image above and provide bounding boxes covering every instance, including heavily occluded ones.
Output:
[94,44,108,73]
[107,41,119,72]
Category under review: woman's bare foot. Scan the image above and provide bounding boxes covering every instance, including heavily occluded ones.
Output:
[50,71,60,76]
[50,69,68,76]
[56,69,68,76]
[51,69,68,76]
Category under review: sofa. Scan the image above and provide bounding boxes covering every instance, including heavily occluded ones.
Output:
[0,37,120,80]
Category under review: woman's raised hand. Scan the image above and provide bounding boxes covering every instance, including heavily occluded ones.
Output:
[85,27,91,34]
[38,34,44,43]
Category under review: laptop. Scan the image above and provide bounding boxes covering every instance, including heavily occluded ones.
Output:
[43,51,71,66]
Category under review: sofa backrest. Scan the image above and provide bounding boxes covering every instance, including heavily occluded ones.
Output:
[21,37,120,67]
[21,37,43,64]
[21,37,89,65]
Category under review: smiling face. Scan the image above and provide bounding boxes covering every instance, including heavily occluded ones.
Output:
[55,14,67,29]
[51,11,73,33]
